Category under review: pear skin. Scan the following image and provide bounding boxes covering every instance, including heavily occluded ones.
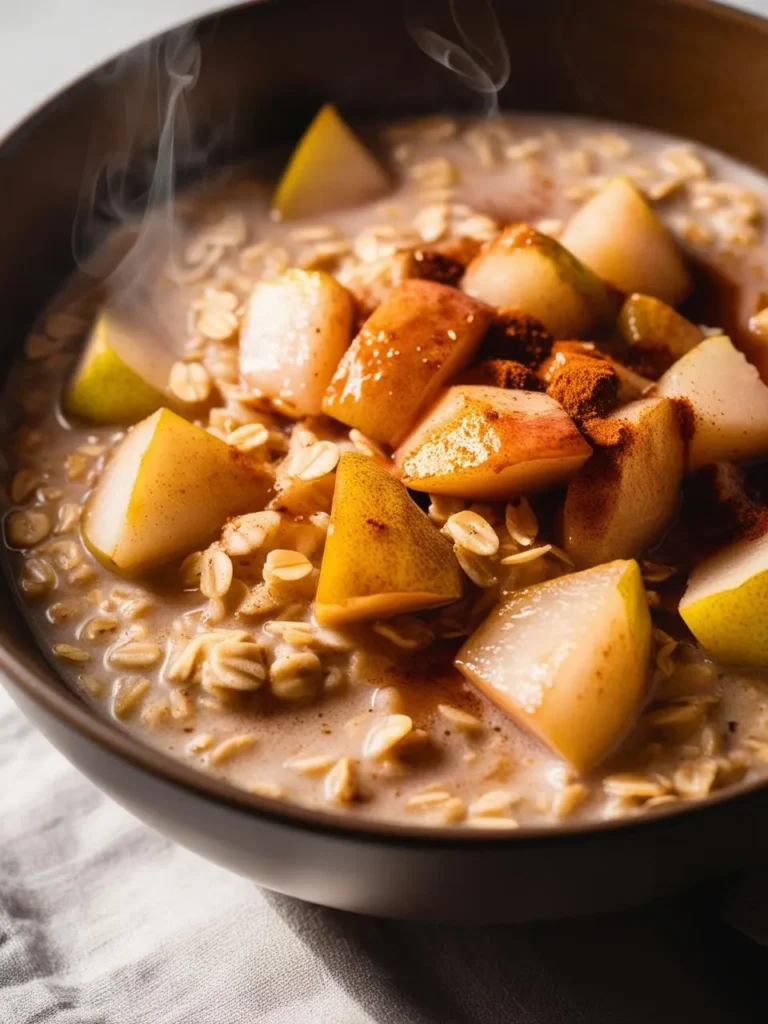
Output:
[83,408,272,572]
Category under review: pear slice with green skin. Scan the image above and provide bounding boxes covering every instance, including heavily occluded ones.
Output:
[272,104,390,220]
[83,408,272,573]
[562,396,685,568]
[680,531,768,669]
[315,451,462,627]
[656,335,768,471]
[560,176,692,305]
[394,385,592,500]
[618,293,702,375]
[64,309,177,424]
[461,223,619,339]
[241,269,354,418]
[456,559,652,773]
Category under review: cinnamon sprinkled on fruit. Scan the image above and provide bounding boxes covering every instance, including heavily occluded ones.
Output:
[460,359,541,391]
[480,311,554,367]
[399,248,464,287]
[547,356,619,423]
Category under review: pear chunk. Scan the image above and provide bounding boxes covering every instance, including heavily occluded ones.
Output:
[83,408,272,572]
[461,224,618,338]
[456,560,651,772]
[618,293,701,374]
[680,531,768,668]
[394,385,592,500]
[315,451,462,626]
[656,335,768,470]
[562,397,685,567]
[322,280,493,447]
[272,104,389,219]
[560,176,692,305]
[241,269,354,418]
[64,309,175,424]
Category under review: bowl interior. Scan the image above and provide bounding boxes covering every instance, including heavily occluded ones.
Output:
[2,0,768,840]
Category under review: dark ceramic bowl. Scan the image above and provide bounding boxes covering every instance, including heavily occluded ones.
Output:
[3,0,768,921]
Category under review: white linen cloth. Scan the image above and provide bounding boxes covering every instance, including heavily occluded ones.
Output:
[0,689,373,1024]
[2,682,767,1024]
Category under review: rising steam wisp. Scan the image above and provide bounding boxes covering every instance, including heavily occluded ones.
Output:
[407,0,510,116]
[72,25,202,352]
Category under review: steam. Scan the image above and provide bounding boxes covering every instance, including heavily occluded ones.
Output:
[72,25,202,349]
[407,0,510,115]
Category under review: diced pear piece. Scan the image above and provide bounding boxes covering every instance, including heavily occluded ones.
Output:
[461,224,618,338]
[241,269,354,418]
[315,451,462,626]
[272,104,389,219]
[679,531,768,668]
[561,176,692,305]
[656,335,768,470]
[394,385,592,500]
[322,280,493,447]
[456,560,651,772]
[64,308,175,424]
[83,408,272,572]
[562,397,685,567]
[618,293,701,374]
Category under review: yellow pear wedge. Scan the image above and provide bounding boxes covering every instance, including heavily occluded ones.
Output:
[315,451,462,626]
[561,176,692,305]
[64,308,176,424]
[656,335,768,470]
[83,408,272,572]
[456,560,652,772]
[680,531,768,668]
[273,104,390,220]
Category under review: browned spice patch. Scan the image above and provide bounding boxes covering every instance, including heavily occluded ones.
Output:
[673,397,696,444]
[547,356,619,423]
[538,341,604,384]
[562,417,636,530]
[581,417,630,448]
[398,248,464,287]
[365,518,388,534]
[683,463,768,546]
[459,359,541,391]
[626,345,672,380]
[480,310,554,367]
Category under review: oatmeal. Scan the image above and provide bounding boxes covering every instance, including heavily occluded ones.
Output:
[3,109,768,829]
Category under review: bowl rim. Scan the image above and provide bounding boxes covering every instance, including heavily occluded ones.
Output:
[3,0,768,850]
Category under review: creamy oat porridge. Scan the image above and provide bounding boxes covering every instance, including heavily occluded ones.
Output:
[4,108,768,829]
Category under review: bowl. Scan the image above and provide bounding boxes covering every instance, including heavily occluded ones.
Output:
[3,0,768,921]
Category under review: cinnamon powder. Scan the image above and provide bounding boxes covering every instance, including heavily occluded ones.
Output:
[546,355,620,423]
[480,310,554,367]
[460,359,541,391]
